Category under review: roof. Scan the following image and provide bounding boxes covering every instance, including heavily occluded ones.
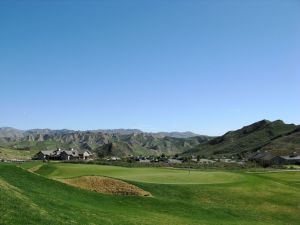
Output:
[40,150,55,156]
[279,155,300,160]
[37,149,92,158]
[61,150,79,157]
[139,159,151,162]
[77,149,92,155]
[199,159,215,163]
[168,159,182,163]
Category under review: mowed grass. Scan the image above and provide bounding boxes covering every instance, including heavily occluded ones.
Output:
[254,171,300,188]
[0,163,299,225]
[35,163,244,184]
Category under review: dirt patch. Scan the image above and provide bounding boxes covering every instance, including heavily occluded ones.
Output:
[28,165,43,173]
[59,176,151,197]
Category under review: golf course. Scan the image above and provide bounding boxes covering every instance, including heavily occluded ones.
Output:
[1,162,300,225]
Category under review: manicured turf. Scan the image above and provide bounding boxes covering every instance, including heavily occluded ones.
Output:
[35,163,244,184]
[1,162,300,225]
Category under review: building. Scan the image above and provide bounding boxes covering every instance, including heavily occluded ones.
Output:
[78,150,93,160]
[105,156,121,161]
[198,158,215,164]
[271,155,300,165]
[249,151,300,166]
[33,150,55,160]
[248,152,275,166]
[167,159,183,164]
[60,150,79,160]
[33,149,63,160]
[138,159,151,163]
[33,148,93,161]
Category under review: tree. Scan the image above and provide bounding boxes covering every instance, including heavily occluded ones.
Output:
[97,152,105,159]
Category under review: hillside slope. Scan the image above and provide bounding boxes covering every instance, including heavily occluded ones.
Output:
[0,127,24,139]
[0,129,211,157]
[184,120,297,157]
[94,135,208,157]
[260,126,300,155]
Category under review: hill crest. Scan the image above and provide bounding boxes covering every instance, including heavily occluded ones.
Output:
[184,119,298,157]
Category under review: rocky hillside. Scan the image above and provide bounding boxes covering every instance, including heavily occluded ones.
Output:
[0,127,24,139]
[0,128,211,156]
[184,120,298,157]
[259,126,300,155]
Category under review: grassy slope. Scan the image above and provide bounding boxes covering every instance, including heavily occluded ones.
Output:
[0,147,38,160]
[1,163,300,225]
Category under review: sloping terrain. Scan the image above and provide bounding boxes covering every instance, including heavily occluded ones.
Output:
[0,128,210,157]
[94,135,209,157]
[0,127,24,139]
[260,126,300,155]
[0,147,38,160]
[1,120,299,159]
[184,120,297,157]
[1,163,299,225]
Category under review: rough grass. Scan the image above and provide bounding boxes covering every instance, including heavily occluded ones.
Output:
[1,162,300,225]
[0,147,38,160]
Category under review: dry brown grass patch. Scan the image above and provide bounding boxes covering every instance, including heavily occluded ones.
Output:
[59,176,151,197]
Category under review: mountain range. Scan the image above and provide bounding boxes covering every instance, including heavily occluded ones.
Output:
[0,128,199,139]
[1,119,299,158]
[0,128,209,156]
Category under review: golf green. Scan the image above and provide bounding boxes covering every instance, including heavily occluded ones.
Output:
[36,163,244,184]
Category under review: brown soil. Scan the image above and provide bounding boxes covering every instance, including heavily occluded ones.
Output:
[59,176,151,197]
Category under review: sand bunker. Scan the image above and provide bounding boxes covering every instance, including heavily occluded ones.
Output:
[60,176,151,197]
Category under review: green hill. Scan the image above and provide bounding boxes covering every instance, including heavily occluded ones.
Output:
[184,120,297,157]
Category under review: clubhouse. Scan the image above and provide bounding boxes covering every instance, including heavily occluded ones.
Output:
[33,148,93,161]
[249,152,300,166]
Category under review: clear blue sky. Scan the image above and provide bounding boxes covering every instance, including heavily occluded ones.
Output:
[0,0,299,135]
